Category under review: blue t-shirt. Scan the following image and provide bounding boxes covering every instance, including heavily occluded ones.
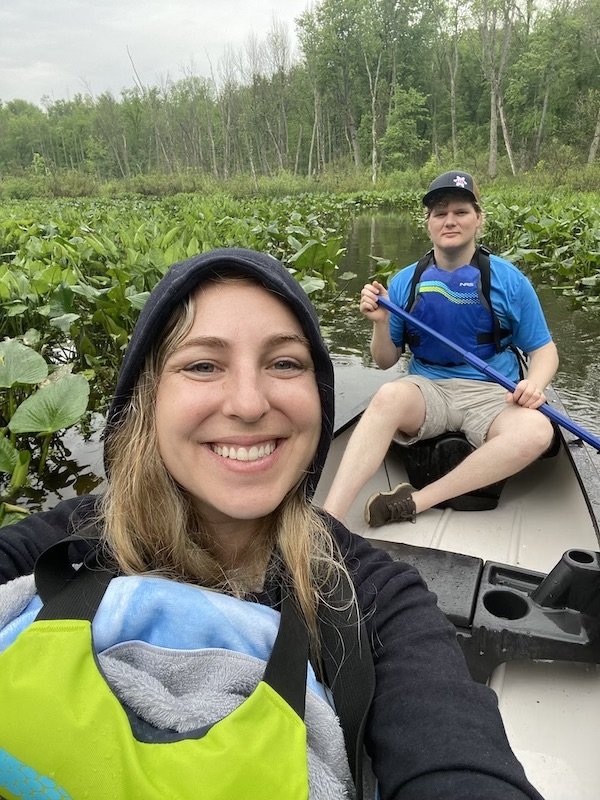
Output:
[387,253,552,383]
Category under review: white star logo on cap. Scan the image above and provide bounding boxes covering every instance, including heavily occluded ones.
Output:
[453,175,468,188]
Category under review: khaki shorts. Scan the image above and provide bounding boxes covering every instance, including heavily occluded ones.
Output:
[395,376,509,449]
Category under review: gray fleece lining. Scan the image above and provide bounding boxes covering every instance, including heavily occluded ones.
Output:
[100,642,354,799]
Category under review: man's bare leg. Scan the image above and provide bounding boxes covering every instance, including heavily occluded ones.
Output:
[324,387,555,524]
[322,380,426,522]
[410,404,554,513]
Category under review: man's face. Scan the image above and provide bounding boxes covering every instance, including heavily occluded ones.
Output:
[426,196,482,256]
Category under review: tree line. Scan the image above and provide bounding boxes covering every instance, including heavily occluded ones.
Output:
[1,0,599,185]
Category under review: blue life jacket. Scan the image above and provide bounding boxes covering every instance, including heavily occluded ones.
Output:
[404,247,511,367]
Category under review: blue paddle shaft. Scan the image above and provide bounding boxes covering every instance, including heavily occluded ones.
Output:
[377,295,600,453]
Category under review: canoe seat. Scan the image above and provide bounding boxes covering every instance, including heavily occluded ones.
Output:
[393,424,561,512]
[393,432,505,511]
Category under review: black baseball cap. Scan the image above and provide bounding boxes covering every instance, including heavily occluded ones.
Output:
[423,171,480,206]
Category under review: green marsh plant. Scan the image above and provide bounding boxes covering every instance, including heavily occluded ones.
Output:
[0,337,90,525]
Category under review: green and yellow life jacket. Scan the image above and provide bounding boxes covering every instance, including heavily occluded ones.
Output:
[0,539,375,800]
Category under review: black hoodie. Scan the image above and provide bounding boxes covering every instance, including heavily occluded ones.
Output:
[0,247,335,573]
[105,248,335,498]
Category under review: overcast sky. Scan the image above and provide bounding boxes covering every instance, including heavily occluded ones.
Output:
[0,0,311,107]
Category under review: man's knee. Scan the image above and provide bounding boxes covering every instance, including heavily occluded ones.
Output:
[490,408,555,462]
[517,413,555,461]
[369,380,425,431]
[372,380,410,409]
[536,416,557,456]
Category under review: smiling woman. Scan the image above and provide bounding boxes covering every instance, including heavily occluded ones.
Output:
[154,282,321,544]
[0,248,546,799]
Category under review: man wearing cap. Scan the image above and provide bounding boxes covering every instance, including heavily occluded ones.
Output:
[323,170,559,527]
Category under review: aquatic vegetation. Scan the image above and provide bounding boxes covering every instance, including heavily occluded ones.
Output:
[482,191,600,297]
[0,338,90,523]
[1,188,597,514]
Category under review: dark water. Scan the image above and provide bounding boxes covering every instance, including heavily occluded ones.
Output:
[328,212,600,444]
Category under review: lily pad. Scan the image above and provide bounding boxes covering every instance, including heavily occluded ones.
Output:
[9,373,90,435]
[22,329,42,348]
[0,434,18,474]
[50,313,80,332]
[127,291,151,310]
[300,276,326,294]
[0,339,48,388]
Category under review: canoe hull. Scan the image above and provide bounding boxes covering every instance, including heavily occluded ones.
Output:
[315,364,600,800]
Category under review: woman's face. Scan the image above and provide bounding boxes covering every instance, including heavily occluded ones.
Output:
[155,281,321,528]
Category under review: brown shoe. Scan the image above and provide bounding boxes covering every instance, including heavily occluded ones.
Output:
[364,483,417,527]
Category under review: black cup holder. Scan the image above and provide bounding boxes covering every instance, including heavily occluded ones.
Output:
[568,549,595,565]
[483,589,530,620]
[372,543,600,683]
[455,552,600,682]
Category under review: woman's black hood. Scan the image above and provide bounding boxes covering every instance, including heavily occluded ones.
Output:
[105,248,334,498]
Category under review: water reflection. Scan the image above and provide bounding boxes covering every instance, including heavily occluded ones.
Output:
[341,212,430,292]
[5,413,106,513]
[536,286,600,429]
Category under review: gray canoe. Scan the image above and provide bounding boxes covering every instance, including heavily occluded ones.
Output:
[314,359,600,800]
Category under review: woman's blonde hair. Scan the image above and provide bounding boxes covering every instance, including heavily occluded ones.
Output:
[99,278,353,640]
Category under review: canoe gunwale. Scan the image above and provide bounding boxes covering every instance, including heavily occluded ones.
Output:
[547,383,600,547]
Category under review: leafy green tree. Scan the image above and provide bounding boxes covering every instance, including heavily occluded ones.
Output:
[0,0,599,182]
[379,87,430,169]
[0,100,49,171]
[298,0,369,169]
